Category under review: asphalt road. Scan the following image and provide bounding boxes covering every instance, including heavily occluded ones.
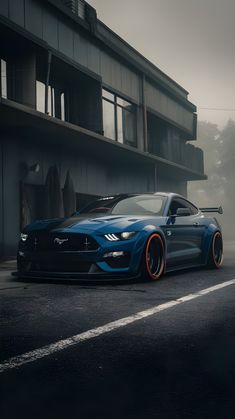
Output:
[1,244,235,419]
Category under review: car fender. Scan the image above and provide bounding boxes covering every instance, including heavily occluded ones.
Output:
[132,226,166,273]
[142,225,166,248]
[202,220,222,264]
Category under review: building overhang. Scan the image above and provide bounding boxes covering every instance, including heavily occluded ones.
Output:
[0,98,207,182]
[48,0,195,108]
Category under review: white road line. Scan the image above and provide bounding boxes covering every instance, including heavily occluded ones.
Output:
[1,278,235,374]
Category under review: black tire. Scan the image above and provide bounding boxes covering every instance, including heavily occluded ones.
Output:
[141,233,165,281]
[208,231,223,268]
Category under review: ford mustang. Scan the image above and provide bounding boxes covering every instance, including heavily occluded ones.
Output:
[17,193,223,281]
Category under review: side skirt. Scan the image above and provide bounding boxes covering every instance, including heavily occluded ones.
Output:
[165,262,206,274]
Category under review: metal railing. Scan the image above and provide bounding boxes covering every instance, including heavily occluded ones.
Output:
[150,140,204,174]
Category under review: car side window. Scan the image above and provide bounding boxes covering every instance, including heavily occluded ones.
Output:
[186,201,198,215]
[168,198,198,216]
[168,199,186,216]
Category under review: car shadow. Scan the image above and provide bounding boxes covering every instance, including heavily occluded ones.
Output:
[10,264,212,287]
[11,271,140,287]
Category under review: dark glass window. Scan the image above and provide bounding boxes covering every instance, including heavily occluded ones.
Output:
[102,88,137,147]
[185,200,199,215]
[168,198,198,216]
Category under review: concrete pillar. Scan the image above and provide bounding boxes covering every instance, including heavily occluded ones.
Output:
[0,139,3,258]
[136,105,145,152]
[15,52,36,108]
[3,138,20,256]
[141,74,148,152]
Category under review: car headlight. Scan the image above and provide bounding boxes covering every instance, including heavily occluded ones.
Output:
[20,233,28,242]
[120,232,136,240]
[104,232,136,241]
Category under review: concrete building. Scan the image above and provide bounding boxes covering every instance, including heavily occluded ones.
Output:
[0,0,206,257]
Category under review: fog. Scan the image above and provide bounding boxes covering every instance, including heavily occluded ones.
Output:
[88,0,235,128]
[87,0,235,239]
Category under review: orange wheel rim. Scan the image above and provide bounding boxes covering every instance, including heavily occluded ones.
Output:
[145,233,165,280]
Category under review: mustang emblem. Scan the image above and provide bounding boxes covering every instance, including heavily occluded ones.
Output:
[54,237,69,245]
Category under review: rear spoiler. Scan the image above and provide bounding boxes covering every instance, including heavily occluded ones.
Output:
[199,206,223,214]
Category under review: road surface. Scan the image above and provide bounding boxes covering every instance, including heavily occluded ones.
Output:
[1,243,235,419]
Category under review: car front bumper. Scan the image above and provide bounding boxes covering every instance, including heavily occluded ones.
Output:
[16,247,139,280]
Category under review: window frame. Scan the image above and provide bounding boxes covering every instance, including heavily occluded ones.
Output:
[36,78,69,121]
[102,88,137,147]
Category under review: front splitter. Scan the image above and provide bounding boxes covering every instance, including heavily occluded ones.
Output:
[12,271,141,282]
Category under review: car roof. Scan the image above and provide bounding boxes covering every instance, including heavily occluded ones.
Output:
[99,192,185,200]
[154,192,186,199]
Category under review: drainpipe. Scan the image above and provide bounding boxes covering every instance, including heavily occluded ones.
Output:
[45,51,52,115]
[142,74,148,152]
[154,163,158,191]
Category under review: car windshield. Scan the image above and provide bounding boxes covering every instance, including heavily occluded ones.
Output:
[78,195,167,216]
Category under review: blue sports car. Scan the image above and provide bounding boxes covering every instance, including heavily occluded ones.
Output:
[17,193,223,281]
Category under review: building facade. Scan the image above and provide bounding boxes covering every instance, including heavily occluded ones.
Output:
[0,0,206,257]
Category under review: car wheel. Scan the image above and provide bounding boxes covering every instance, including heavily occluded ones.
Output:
[142,233,165,281]
[208,231,223,268]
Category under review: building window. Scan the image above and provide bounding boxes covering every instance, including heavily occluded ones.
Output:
[102,88,137,147]
[36,80,67,120]
[60,92,65,121]
[1,59,7,99]
[36,81,45,113]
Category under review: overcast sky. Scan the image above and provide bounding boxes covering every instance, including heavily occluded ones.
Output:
[87,0,235,129]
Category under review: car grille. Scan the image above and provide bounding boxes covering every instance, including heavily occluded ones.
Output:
[30,261,93,273]
[24,232,99,252]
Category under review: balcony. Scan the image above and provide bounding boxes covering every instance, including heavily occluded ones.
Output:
[149,139,204,175]
[147,112,204,175]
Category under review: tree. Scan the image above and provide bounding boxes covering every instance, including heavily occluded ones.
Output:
[218,119,235,177]
[188,120,222,207]
[189,119,235,238]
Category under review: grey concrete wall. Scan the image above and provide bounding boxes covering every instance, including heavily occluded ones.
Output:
[97,21,188,100]
[1,137,21,256]
[146,81,194,135]
[158,176,187,197]
[0,139,3,257]
[1,132,189,256]
[0,135,157,255]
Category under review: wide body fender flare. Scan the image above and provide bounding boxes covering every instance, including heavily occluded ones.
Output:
[132,226,167,274]
[202,222,222,265]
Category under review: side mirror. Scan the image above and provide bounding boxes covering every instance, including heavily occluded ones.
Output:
[175,207,191,217]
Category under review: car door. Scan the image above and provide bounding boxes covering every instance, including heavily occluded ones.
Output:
[163,198,206,268]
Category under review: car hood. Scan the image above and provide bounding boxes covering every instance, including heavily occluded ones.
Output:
[25,214,164,234]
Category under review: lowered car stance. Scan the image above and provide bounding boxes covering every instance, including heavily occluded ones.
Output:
[17,193,223,281]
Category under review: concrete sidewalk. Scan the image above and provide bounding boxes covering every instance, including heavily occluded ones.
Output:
[0,259,17,271]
